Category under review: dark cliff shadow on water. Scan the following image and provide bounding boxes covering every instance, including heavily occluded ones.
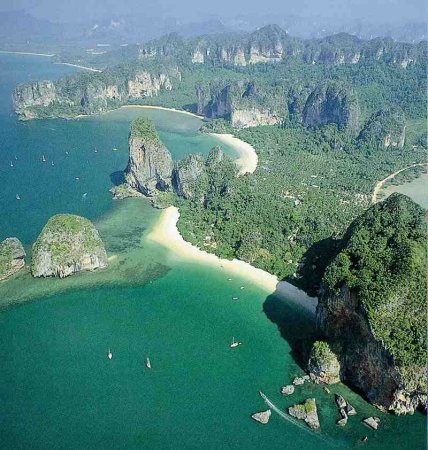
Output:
[263,289,319,370]
[110,170,125,186]
[286,236,339,297]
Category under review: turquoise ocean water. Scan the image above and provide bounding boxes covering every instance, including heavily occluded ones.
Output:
[0,54,425,450]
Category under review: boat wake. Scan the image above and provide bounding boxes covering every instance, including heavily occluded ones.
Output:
[259,391,339,446]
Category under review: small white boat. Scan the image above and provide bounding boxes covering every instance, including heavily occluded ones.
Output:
[230,337,242,348]
[232,297,239,300]
[146,357,152,369]
[16,194,20,200]
[10,161,13,167]
[51,161,55,166]
[65,151,69,155]
[112,147,118,151]
[75,177,80,181]
[240,286,245,290]
[42,155,46,162]
[107,349,113,360]
[82,193,87,199]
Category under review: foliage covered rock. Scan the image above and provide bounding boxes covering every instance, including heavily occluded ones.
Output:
[318,193,427,413]
[0,237,25,280]
[31,214,108,278]
[308,340,341,384]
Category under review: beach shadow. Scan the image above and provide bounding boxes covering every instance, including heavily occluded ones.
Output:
[286,236,339,297]
[110,170,125,186]
[182,103,198,114]
[263,286,320,369]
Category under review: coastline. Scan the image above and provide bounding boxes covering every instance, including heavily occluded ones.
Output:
[371,163,427,203]
[54,62,102,72]
[209,133,258,175]
[120,104,204,119]
[147,206,318,315]
[0,50,54,57]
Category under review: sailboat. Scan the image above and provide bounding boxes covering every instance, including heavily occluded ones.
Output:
[146,357,152,369]
[230,337,242,348]
[16,194,20,200]
[10,161,13,167]
[107,349,113,360]
[51,161,55,166]
[42,155,46,162]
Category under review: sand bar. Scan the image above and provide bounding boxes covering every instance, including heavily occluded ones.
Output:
[147,206,317,315]
[0,50,54,57]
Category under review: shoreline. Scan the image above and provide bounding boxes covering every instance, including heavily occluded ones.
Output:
[54,62,102,72]
[120,104,204,119]
[147,206,318,315]
[209,133,258,175]
[74,105,258,175]
[0,50,54,57]
[371,163,427,203]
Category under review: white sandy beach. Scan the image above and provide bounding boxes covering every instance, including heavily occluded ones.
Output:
[147,206,318,315]
[210,133,258,175]
[121,104,204,119]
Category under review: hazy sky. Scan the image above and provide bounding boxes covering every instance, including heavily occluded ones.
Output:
[0,0,426,24]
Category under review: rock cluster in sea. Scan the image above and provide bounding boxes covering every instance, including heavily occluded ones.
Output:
[288,398,320,430]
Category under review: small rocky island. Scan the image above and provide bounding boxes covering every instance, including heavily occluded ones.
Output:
[31,214,108,278]
[0,237,26,280]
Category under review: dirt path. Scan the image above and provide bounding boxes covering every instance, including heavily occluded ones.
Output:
[371,163,427,203]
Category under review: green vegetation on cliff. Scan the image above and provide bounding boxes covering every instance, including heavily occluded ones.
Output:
[130,115,160,141]
[323,193,426,368]
[31,214,108,278]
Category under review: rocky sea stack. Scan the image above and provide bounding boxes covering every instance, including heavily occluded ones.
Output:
[318,193,427,414]
[31,214,108,278]
[0,237,26,280]
[125,116,173,196]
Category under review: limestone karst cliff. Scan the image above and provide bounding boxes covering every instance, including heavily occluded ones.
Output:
[124,116,173,196]
[139,25,425,68]
[12,63,180,120]
[317,193,426,414]
[31,214,108,278]
[358,109,406,148]
[0,237,26,280]
[302,82,360,131]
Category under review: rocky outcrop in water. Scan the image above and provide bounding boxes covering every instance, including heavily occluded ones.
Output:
[12,80,57,119]
[0,237,26,280]
[124,116,173,196]
[251,409,271,424]
[317,194,427,414]
[31,214,108,278]
[303,82,360,131]
[308,341,341,384]
[288,398,320,430]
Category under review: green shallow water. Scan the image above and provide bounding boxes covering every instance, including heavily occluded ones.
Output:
[0,54,426,450]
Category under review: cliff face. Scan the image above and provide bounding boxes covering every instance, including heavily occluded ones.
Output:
[31,214,108,278]
[12,80,58,119]
[13,65,180,120]
[303,83,360,131]
[318,194,427,414]
[172,153,207,201]
[124,116,173,196]
[196,80,284,128]
[358,109,406,148]
[0,237,26,280]
[139,26,425,68]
